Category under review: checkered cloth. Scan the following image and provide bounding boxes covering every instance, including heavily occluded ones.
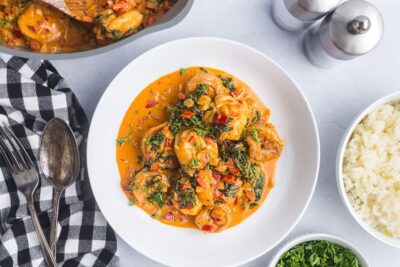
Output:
[0,56,118,267]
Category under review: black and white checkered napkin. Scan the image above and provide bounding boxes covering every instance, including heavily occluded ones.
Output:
[0,56,118,266]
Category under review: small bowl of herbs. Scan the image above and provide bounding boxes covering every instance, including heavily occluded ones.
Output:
[268,233,369,267]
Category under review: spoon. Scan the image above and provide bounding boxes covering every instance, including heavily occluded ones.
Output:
[39,118,80,258]
[39,0,104,22]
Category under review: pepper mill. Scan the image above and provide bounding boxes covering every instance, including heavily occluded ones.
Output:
[272,0,342,31]
[303,0,384,68]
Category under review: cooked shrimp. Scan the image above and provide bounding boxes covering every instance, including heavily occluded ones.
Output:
[174,129,219,169]
[215,95,249,141]
[131,171,170,211]
[141,122,178,169]
[94,9,143,41]
[172,177,202,216]
[195,204,232,232]
[186,73,229,98]
[195,169,215,206]
[246,123,284,162]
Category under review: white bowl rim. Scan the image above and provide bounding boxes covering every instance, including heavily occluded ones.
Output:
[268,233,370,267]
[336,90,400,248]
[87,36,321,266]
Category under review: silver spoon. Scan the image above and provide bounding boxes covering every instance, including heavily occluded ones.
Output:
[39,118,80,258]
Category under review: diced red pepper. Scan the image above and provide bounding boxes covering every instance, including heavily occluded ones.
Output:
[227,159,240,175]
[127,167,135,178]
[212,172,222,181]
[181,110,194,119]
[205,136,214,144]
[165,211,174,221]
[202,225,215,232]
[196,176,207,188]
[165,138,173,147]
[188,135,195,145]
[223,175,237,185]
[213,114,229,125]
[145,99,158,108]
[178,92,186,100]
[184,204,193,209]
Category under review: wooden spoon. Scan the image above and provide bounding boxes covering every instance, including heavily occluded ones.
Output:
[39,0,107,22]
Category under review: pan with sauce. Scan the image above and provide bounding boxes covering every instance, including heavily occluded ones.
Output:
[0,0,175,53]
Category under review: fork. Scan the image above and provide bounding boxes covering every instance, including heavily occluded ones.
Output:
[0,125,57,267]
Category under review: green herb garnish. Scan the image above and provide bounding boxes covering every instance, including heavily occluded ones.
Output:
[218,75,235,91]
[116,126,134,145]
[179,67,188,76]
[189,158,199,167]
[250,129,260,142]
[277,240,361,267]
[200,67,208,73]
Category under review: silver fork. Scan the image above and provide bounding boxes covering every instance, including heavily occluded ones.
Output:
[0,125,56,267]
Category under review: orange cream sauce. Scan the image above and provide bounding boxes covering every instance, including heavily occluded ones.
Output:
[117,67,277,229]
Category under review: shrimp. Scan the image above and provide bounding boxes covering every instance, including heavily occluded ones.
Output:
[246,123,284,163]
[174,129,219,170]
[195,204,232,232]
[186,73,229,98]
[172,177,202,216]
[214,95,249,141]
[195,169,215,206]
[131,171,170,211]
[94,9,143,41]
[141,122,178,169]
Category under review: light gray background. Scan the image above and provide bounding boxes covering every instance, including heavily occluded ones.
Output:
[50,0,400,266]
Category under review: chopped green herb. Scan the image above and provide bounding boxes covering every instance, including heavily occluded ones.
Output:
[179,67,188,76]
[218,75,235,91]
[147,191,164,208]
[254,176,265,202]
[200,67,208,73]
[189,158,199,167]
[250,129,260,142]
[128,199,135,206]
[145,132,165,152]
[177,190,197,209]
[224,183,238,198]
[277,240,361,267]
[116,126,134,145]
[252,110,261,123]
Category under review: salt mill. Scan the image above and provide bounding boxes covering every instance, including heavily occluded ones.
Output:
[303,0,384,68]
[272,0,342,31]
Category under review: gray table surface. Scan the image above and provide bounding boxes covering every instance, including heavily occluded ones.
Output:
[50,0,400,266]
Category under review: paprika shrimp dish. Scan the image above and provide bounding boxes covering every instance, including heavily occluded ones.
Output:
[0,0,175,53]
[116,67,284,233]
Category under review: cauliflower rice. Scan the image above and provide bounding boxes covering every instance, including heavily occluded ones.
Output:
[343,102,400,238]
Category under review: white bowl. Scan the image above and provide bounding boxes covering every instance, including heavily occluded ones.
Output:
[268,233,369,267]
[336,91,400,248]
[87,37,320,267]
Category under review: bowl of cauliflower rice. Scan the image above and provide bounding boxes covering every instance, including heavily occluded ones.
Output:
[336,91,400,248]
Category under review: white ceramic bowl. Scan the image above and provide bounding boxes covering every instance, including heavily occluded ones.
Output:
[268,233,369,267]
[87,37,320,267]
[336,91,400,248]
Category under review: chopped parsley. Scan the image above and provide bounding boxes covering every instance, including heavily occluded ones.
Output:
[199,67,208,73]
[218,75,235,91]
[116,126,134,145]
[277,240,361,267]
[145,132,165,152]
[179,67,188,76]
[252,110,261,123]
[189,158,200,167]
[177,190,197,209]
[128,199,135,206]
[224,183,238,198]
[147,191,164,208]
[250,129,260,142]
